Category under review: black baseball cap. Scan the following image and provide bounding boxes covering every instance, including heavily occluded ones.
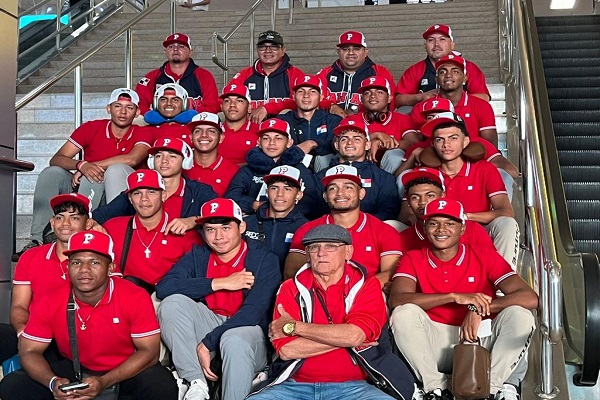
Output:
[257,31,284,46]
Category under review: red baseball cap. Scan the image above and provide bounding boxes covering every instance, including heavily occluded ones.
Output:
[220,83,251,102]
[322,164,362,187]
[292,75,323,93]
[163,33,192,49]
[334,116,370,139]
[148,138,192,157]
[257,119,291,138]
[263,165,302,188]
[188,112,222,130]
[196,198,243,225]
[423,198,465,223]
[420,111,466,138]
[338,31,367,47]
[400,167,444,188]
[435,54,466,73]
[126,169,166,193]
[358,76,392,96]
[418,98,455,117]
[422,24,454,41]
[50,193,92,216]
[64,231,115,261]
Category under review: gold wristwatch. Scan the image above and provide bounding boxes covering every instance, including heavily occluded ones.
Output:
[282,321,297,337]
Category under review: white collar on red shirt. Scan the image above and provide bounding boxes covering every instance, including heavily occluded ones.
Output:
[426,244,466,269]
[195,155,224,171]
[325,212,367,233]
[105,120,133,141]
[457,92,469,108]
[211,241,248,268]
[75,277,115,308]
[46,242,57,260]
[414,224,425,241]
[174,177,186,197]
[132,212,169,233]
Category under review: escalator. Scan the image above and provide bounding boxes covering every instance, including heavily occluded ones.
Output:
[537,15,600,257]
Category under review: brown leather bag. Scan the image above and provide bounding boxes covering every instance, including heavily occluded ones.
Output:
[452,339,491,399]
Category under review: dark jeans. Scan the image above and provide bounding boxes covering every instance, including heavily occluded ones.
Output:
[0,323,18,363]
[0,359,177,400]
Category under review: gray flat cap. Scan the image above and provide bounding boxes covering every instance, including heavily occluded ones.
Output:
[302,224,352,246]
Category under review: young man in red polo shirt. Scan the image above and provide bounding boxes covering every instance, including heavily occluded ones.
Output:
[389,199,537,400]
[0,194,93,364]
[422,113,520,270]
[395,24,490,109]
[219,83,260,165]
[184,112,239,197]
[0,231,177,400]
[144,84,198,146]
[104,169,202,291]
[286,165,402,289]
[91,138,217,233]
[156,198,281,400]
[14,88,153,260]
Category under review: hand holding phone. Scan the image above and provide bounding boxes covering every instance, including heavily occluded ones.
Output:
[58,381,90,392]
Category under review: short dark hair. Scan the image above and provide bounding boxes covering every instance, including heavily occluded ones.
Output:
[405,177,444,193]
[266,177,301,190]
[53,202,88,216]
[202,217,241,227]
[433,121,469,137]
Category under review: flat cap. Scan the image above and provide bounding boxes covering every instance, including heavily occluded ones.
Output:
[302,224,352,246]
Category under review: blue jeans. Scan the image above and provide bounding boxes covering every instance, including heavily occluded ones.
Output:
[248,379,394,400]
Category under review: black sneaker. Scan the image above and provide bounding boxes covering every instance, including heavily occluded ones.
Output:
[424,388,454,400]
[12,240,41,262]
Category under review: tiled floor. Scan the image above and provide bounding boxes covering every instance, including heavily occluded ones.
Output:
[565,364,600,400]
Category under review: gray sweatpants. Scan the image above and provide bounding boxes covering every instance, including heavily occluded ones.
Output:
[158,294,268,400]
[29,164,132,241]
[390,304,535,394]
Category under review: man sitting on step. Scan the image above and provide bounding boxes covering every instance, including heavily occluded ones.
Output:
[13,88,153,261]
[135,33,219,115]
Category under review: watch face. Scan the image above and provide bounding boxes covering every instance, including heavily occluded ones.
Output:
[283,322,295,335]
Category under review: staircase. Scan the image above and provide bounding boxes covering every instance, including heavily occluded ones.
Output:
[537,15,600,257]
[15,0,504,249]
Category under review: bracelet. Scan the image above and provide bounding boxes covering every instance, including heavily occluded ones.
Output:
[467,303,480,315]
[76,160,88,171]
[49,376,59,392]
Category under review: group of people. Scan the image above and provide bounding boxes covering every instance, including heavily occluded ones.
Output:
[1,22,537,400]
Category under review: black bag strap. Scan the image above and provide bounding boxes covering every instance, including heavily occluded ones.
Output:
[67,292,82,381]
[255,212,266,242]
[119,217,134,275]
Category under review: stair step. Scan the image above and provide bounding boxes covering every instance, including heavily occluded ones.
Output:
[553,122,600,137]
[551,110,600,123]
[547,87,600,98]
[564,182,600,200]
[541,57,600,68]
[536,15,600,27]
[538,33,600,43]
[556,136,600,151]
[570,219,600,241]
[561,166,600,181]
[549,98,600,111]
[542,66,600,78]
[540,48,600,59]
[539,40,600,51]
[545,76,600,88]
[558,150,600,166]
[567,200,600,220]
[537,23,600,35]
[573,240,600,256]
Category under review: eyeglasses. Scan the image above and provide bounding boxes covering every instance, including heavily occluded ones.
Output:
[166,44,188,50]
[305,243,345,253]
[257,45,282,52]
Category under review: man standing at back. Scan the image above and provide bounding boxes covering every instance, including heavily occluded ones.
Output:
[395,24,490,109]
[136,33,219,115]
[319,31,396,117]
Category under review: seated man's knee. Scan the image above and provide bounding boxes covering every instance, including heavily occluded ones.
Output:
[390,303,426,332]
[157,294,189,318]
[104,163,133,181]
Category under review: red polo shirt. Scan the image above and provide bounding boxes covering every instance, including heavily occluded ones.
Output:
[273,264,386,383]
[69,120,153,163]
[361,111,418,141]
[13,243,70,298]
[184,156,239,197]
[290,213,402,278]
[205,241,248,317]
[22,278,160,372]
[394,244,515,326]
[452,93,497,142]
[162,178,186,218]
[150,123,193,146]
[220,121,260,165]
[440,160,507,213]
[398,221,495,255]
[104,212,201,285]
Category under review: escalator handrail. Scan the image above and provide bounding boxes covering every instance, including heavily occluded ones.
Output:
[0,156,35,172]
[15,0,169,112]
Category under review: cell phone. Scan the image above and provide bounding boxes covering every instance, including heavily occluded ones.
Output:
[58,381,90,392]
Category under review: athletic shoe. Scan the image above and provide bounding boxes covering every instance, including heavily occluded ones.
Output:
[495,383,520,400]
[12,240,41,262]
[424,388,454,400]
[183,379,210,400]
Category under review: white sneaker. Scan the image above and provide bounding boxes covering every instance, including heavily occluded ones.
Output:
[171,369,189,400]
[496,383,520,400]
[183,379,210,400]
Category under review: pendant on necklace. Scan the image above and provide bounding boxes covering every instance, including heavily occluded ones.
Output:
[61,273,66,280]
[80,323,86,331]
[144,248,151,259]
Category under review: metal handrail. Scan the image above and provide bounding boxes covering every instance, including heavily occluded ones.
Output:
[18,0,54,18]
[500,0,567,397]
[16,0,170,112]
[211,0,276,86]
